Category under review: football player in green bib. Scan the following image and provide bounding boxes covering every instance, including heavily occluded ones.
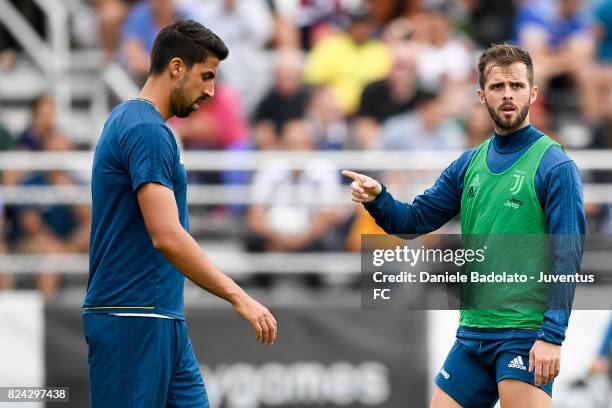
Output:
[343,44,585,407]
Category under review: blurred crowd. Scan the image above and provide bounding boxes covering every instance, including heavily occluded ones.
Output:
[1,0,612,297]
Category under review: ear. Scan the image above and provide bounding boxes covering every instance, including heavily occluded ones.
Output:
[529,85,538,105]
[168,57,185,78]
[477,88,486,105]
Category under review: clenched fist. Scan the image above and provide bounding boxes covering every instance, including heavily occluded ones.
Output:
[341,170,382,204]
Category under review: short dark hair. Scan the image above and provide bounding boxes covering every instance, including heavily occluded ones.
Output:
[478,44,533,89]
[150,18,229,76]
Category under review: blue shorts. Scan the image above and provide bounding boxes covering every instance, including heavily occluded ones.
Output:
[83,314,208,408]
[434,335,553,408]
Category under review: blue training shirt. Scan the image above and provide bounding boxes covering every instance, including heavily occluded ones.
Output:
[364,124,586,345]
[83,99,189,320]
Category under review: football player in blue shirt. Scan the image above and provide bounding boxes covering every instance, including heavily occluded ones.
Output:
[83,19,277,407]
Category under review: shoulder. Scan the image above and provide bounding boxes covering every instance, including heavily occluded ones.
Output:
[423,144,482,189]
[119,121,177,156]
[537,129,573,166]
[538,142,575,177]
[363,79,388,94]
[449,144,482,182]
[115,101,169,136]
[458,145,481,167]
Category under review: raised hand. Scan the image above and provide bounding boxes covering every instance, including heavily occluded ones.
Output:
[341,170,382,204]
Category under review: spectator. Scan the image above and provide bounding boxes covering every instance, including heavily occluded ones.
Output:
[0,0,45,70]
[16,132,91,299]
[292,0,407,48]
[306,85,349,150]
[304,4,392,114]
[0,110,16,202]
[381,92,466,150]
[589,317,611,375]
[515,0,597,122]
[0,201,12,291]
[590,85,612,154]
[17,95,56,151]
[354,41,431,147]
[92,0,139,62]
[594,0,612,64]
[588,87,612,232]
[264,0,301,49]
[590,0,612,121]
[252,49,310,149]
[292,0,345,49]
[0,117,14,151]
[185,0,274,113]
[120,0,180,83]
[357,42,429,123]
[416,5,474,93]
[462,0,517,50]
[247,119,342,252]
[170,82,247,150]
[368,0,408,26]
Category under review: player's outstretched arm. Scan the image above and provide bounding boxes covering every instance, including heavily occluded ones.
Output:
[136,182,277,345]
[341,170,382,203]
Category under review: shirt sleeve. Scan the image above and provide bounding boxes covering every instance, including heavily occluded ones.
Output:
[536,160,586,345]
[120,124,177,192]
[363,150,475,235]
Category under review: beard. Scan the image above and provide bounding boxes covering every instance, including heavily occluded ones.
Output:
[486,99,530,132]
[171,78,203,118]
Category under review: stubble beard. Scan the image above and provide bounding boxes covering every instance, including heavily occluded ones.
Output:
[172,78,198,119]
[486,100,530,133]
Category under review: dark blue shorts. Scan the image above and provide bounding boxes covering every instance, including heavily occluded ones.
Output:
[83,314,208,408]
[434,336,553,408]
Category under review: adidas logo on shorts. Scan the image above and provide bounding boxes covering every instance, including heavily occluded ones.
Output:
[508,356,527,370]
[439,368,450,379]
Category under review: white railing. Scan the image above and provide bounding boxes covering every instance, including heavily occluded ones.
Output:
[1,150,612,171]
[1,150,611,276]
[0,150,611,204]
[2,184,612,205]
[0,0,71,124]
[0,252,360,275]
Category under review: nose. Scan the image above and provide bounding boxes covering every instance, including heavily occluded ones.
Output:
[204,82,215,99]
[503,85,513,100]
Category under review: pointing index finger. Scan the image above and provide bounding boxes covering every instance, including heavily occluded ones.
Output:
[341,170,364,182]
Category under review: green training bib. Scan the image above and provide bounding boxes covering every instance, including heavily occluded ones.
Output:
[459,134,561,329]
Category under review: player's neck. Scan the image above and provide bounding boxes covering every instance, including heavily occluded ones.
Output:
[139,77,172,121]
